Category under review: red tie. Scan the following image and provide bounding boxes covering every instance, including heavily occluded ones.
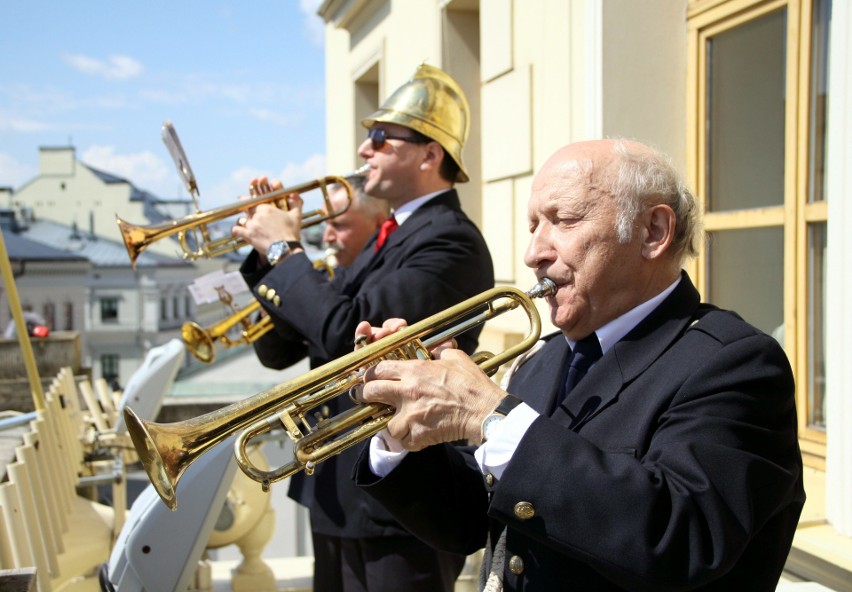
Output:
[374,215,398,252]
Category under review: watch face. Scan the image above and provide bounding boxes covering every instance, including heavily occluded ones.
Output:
[268,241,287,265]
[482,413,505,441]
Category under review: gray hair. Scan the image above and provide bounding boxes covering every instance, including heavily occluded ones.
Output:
[330,175,389,219]
[604,140,702,262]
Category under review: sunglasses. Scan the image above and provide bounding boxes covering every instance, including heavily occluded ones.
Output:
[367,128,431,150]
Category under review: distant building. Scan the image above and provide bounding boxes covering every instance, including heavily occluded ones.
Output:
[0,145,230,387]
[8,146,193,254]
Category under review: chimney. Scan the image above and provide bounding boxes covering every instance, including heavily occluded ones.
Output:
[38,146,76,177]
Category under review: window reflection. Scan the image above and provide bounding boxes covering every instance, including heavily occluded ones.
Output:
[808,222,826,430]
[706,227,784,337]
[706,9,786,212]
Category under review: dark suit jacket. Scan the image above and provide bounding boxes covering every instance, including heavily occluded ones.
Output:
[241,189,494,538]
[354,273,805,590]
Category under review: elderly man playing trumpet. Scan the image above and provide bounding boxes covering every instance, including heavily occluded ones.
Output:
[351,139,805,591]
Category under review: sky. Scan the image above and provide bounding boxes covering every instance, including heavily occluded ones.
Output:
[0,0,329,209]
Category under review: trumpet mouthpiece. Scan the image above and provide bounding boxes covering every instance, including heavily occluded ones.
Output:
[528,278,557,299]
[348,164,371,178]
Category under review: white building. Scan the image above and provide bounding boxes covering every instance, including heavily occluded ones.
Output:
[1,145,230,387]
[9,146,193,253]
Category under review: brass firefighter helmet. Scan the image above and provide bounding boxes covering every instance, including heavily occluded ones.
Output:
[361,64,470,183]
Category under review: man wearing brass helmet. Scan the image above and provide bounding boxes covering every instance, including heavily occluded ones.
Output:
[233,63,494,592]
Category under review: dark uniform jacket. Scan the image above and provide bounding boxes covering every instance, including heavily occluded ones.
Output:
[241,188,494,538]
[354,273,805,590]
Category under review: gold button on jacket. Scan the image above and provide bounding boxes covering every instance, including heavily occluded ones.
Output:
[514,501,535,520]
[509,555,524,575]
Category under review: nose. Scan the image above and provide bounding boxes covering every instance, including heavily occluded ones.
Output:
[523,223,555,270]
[322,225,336,245]
[357,136,373,159]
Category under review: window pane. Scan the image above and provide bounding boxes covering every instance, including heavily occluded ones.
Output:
[42,302,55,329]
[64,301,73,331]
[706,227,784,337]
[706,9,786,211]
[808,222,826,429]
[101,354,119,381]
[808,0,831,203]
[101,298,118,322]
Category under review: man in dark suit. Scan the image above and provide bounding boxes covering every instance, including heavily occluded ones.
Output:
[232,64,494,592]
[352,139,805,591]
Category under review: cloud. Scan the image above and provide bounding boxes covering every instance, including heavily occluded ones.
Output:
[0,153,38,188]
[277,153,327,186]
[62,53,144,80]
[247,107,303,127]
[204,153,327,209]
[0,115,52,133]
[80,145,172,193]
[299,0,325,46]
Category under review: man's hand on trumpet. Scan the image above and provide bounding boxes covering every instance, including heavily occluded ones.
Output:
[352,319,507,451]
[231,176,304,264]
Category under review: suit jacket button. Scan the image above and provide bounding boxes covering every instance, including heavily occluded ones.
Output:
[273,295,281,307]
[258,285,268,297]
[266,288,277,301]
[514,501,535,520]
[485,473,495,487]
[509,555,524,575]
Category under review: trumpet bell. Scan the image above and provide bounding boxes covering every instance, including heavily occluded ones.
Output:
[181,321,215,363]
[124,406,180,510]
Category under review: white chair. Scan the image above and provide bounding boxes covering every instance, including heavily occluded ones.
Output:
[113,339,185,434]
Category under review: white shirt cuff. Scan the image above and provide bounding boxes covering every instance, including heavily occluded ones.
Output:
[368,429,409,477]
[474,403,538,480]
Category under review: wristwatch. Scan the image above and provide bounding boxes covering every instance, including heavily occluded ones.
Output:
[267,240,302,266]
[480,395,522,443]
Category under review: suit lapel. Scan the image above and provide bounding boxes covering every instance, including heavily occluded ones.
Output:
[555,273,702,430]
[506,334,571,415]
[381,189,461,253]
[340,190,462,296]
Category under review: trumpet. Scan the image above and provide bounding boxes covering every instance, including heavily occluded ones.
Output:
[125,278,557,510]
[116,167,368,268]
[182,251,340,364]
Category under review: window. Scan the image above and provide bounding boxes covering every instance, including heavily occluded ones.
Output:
[42,301,56,330]
[101,354,119,381]
[100,297,119,323]
[688,0,831,467]
[63,301,74,331]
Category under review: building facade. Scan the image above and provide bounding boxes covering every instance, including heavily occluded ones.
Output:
[318,0,851,586]
[1,146,227,388]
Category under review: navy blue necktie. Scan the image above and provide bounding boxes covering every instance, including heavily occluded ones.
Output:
[559,333,603,405]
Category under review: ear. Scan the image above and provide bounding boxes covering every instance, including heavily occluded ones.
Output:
[640,204,676,260]
[419,142,443,173]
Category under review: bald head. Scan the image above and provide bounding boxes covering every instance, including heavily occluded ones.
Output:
[525,139,701,339]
